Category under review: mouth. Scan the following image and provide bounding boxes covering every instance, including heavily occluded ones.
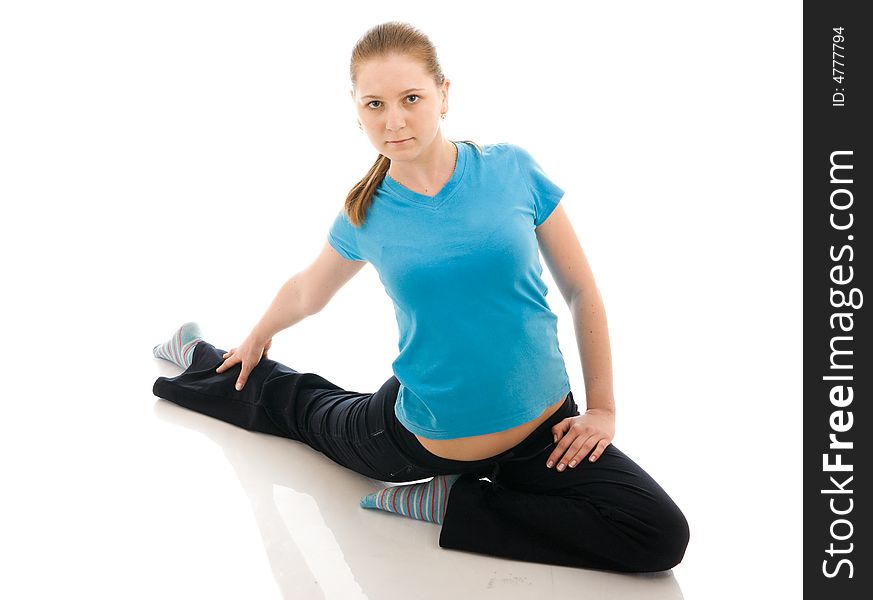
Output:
[387,137,413,145]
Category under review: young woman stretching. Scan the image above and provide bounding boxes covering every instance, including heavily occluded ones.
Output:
[152,21,690,573]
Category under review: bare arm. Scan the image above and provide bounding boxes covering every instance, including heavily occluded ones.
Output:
[537,201,616,470]
[217,241,366,390]
[536,202,614,414]
[250,241,367,343]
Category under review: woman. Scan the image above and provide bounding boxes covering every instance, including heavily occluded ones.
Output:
[152,21,689,573]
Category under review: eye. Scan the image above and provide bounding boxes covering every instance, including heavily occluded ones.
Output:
[366,95,419,110]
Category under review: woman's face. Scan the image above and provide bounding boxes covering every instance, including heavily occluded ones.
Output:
[352,53,449,161]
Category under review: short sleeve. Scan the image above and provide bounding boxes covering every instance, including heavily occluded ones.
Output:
[327,208,365,262]
[512,145,565,227]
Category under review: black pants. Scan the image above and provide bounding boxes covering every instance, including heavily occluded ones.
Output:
[152,341,689,572]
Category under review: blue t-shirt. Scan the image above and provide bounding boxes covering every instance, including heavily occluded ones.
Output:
[328,141,571,440]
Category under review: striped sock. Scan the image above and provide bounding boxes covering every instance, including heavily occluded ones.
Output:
[152,322,203,369]
[359,474,461,525]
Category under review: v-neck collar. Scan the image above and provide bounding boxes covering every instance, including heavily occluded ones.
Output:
[382,141,467,209]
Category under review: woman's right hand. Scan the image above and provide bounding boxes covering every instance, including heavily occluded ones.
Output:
[215,334,273,391]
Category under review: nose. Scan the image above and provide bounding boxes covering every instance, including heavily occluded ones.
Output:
[385,106,406,132]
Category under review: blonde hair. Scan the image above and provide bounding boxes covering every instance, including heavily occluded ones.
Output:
[345,21,480,227]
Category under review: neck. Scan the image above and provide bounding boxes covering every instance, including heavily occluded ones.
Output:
[388,138,457,194]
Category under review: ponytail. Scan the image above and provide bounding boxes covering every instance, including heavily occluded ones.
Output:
[343,153,390,228]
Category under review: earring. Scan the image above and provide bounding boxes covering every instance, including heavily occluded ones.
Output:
[440,113,446,119]
[357,120,362,130]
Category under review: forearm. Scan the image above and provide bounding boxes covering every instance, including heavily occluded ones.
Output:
[250,273,312,342]
[569,288,615,414]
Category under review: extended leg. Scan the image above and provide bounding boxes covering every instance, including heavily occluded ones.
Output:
[153,340,433,483]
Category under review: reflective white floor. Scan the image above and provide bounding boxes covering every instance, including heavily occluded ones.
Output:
[141,361,687,600]
[0,308,802,600]
[145,373,687,600]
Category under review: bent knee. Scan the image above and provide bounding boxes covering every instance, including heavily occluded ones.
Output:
[637,500,690,572]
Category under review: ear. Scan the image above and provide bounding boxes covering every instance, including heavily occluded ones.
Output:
[440,79,451,113]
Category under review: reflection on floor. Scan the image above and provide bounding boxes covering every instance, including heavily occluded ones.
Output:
[149,375,685,600]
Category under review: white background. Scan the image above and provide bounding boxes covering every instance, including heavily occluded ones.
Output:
[0,1,801,598]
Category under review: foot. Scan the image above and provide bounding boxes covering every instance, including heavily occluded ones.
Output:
[359,474,461,525]
[153,322,203,369]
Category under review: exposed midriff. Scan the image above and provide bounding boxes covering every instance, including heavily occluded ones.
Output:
[414,393,568,461]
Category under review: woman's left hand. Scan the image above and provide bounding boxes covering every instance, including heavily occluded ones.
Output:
[547,408,615,471]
